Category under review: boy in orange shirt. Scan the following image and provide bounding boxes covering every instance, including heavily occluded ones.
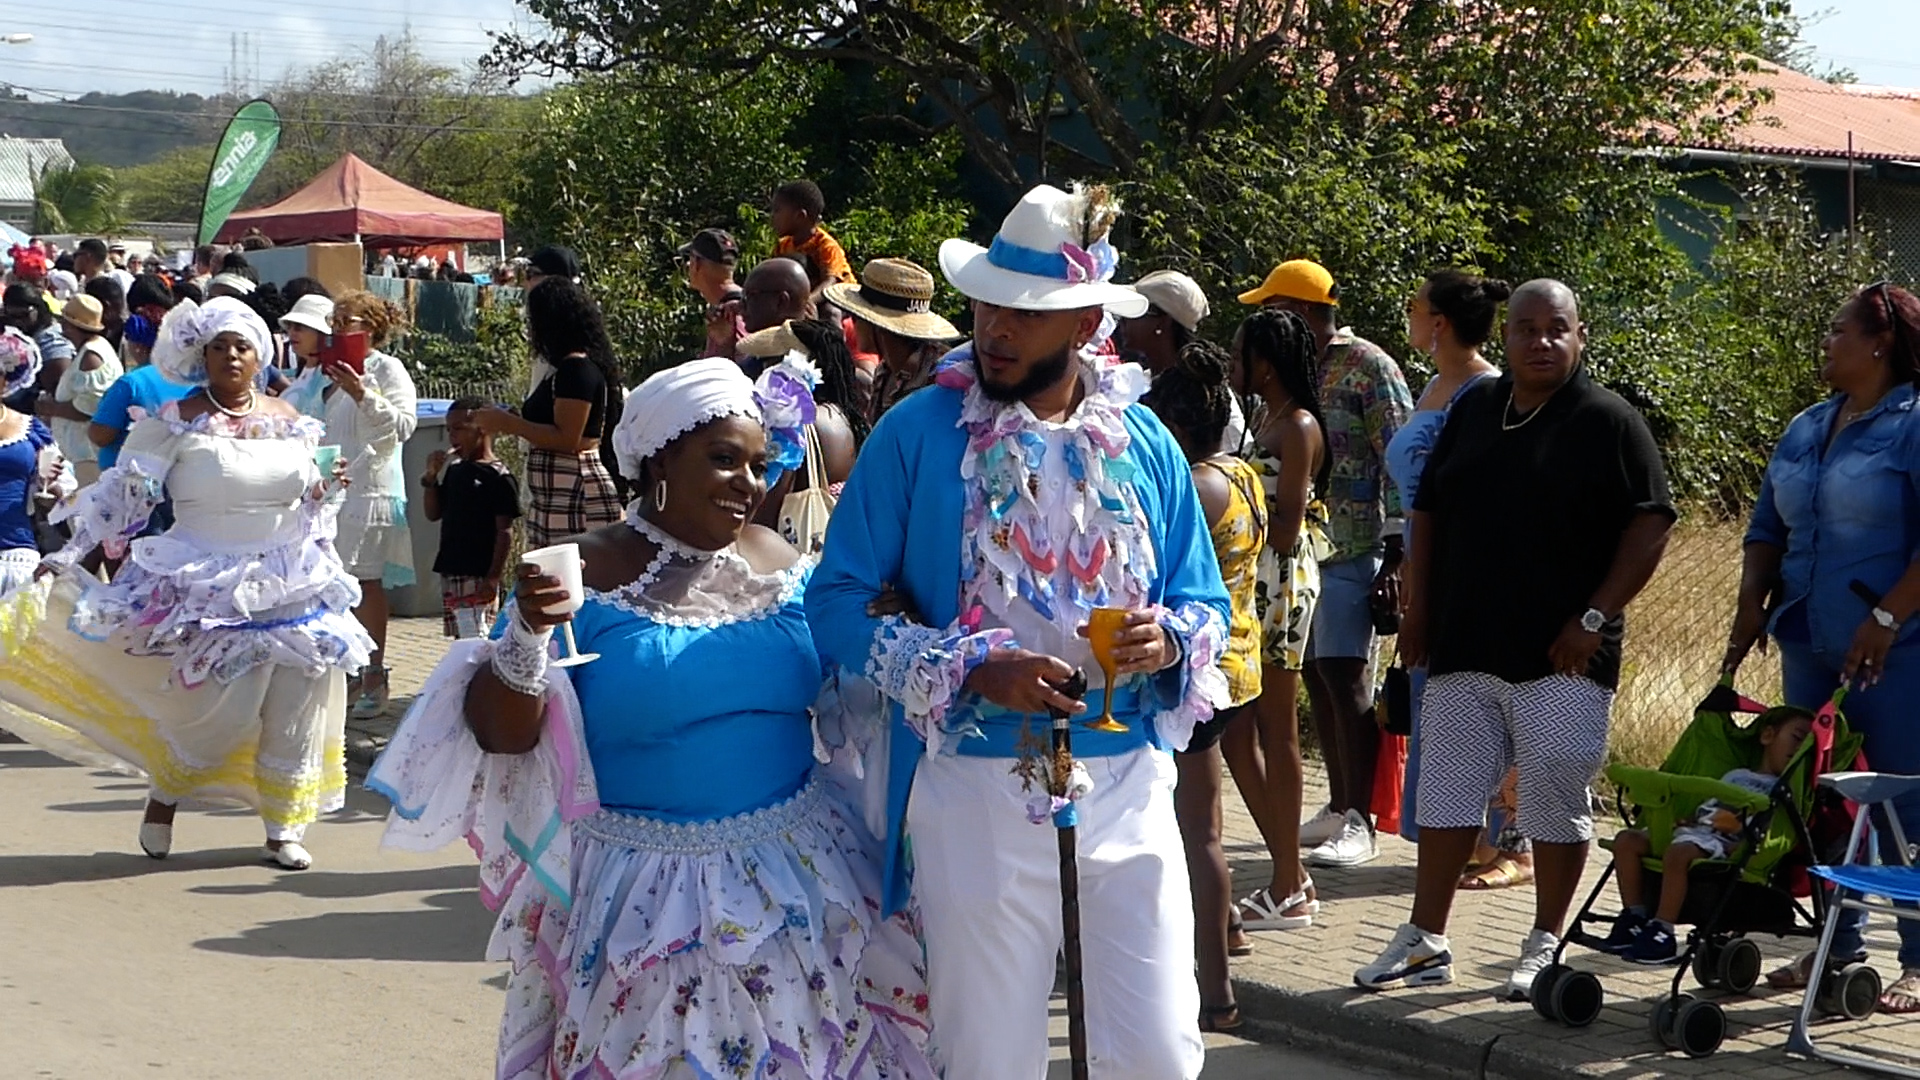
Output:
[771,180,856,286]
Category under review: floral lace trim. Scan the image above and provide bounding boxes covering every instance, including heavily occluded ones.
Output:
[865,615,1017,753]
[491,607,553,696]
[587,504,811,628]
[585,563,807,628]
[575,773,828,854]
[1150,599,1232,752]
[157,399,325,443]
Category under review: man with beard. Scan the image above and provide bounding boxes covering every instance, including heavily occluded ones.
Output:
[808,184,1231,1078]
[738,255,815,377]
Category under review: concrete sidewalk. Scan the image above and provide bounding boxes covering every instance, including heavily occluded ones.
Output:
[361,618,1919,1079]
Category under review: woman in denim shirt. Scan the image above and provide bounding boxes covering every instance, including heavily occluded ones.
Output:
[1726,281,1920,1011]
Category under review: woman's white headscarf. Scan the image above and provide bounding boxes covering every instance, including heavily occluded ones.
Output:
[151,297,274,384]
[612,354,819,485]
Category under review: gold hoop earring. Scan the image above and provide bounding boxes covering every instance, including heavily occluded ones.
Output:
[653,480,668,513]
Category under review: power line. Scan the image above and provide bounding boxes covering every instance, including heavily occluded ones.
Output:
[5,83,535,135]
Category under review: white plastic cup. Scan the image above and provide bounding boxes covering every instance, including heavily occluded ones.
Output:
[521,543,585,617]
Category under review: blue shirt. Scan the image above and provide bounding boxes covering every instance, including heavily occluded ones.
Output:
[1748,385,1920,658]
[0,418,53,551]
[502,568,821,822]
[806,375,1230,910]
[93,365,197,469]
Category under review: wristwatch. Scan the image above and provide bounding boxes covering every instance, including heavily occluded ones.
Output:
[1873,606,1901,632]
[1579,607,1607,634]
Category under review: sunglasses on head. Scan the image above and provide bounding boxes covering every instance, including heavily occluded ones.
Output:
[1867,280,1908,350]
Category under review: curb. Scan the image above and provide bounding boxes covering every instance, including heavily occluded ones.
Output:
[1229,974,1595,1080]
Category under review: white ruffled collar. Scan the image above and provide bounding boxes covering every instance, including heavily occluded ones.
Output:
[936,346,1158,634]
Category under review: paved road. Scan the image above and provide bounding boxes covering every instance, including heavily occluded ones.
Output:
[0,738,1391,1079]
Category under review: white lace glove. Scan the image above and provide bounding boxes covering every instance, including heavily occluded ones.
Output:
[490,608,553,697]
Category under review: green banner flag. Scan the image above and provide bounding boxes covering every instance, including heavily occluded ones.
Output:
[197,99,281,245]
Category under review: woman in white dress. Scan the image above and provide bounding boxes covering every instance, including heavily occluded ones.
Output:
[0,297,373,869]
[287,289,417,721]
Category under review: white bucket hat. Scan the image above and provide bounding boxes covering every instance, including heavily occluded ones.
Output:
[280,293,335,335]
[938,184,1149,318]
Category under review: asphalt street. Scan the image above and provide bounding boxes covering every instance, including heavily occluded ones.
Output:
[0,737,1394,1079]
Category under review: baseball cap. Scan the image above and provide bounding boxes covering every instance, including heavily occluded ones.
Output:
[678,228,740,266]
[526,245,581,281]
[1128,270,1209,332]
[1238,259,1340,307]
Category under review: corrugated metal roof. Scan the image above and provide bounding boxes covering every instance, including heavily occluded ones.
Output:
[1689,62,1920,162]
[0,137,75,205]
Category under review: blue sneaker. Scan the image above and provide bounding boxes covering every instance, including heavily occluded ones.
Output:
[1599,911,1648,954]
[1624,921,1680,966]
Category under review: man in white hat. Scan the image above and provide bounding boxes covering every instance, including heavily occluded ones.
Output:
[1120,269,1246,454]
[808,184,1230,1079]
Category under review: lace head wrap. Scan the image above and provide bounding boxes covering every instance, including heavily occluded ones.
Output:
[0,326,42,399]
[611,354,820,486]
[151,297,274,384]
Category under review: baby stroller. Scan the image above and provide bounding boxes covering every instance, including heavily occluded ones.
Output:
[1532,682,1866,1059]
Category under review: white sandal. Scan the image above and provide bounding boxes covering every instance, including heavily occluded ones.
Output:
[263,842,313,870]
[1237,878,1319,930]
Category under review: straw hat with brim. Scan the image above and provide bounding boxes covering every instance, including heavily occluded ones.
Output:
[938,184,1149,318]
[58,294,106,334]
[822,258,961,342]
[736,322,806,359]
[280,294,335,335]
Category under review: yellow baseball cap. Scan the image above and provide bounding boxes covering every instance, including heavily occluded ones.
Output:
[1238,259,1339,307]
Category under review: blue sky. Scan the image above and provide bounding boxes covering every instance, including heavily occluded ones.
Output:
[1795,1,1920,86]
[0,2,1915,98]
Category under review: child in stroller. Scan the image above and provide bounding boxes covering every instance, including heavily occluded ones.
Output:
[1601,707,1815,964]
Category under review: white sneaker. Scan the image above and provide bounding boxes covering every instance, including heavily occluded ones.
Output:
[1299,804,1343,847]
[1504,928,1561,1002]
[1354,922,1454,991]
[1304,808,1377,867]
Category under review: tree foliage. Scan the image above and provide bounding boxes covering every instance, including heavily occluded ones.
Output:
[32,163,123,234]
[497,0,1784,199]
[513,64,971,374]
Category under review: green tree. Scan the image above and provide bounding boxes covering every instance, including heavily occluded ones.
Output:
[32,163,123,234]
[118,144,217,223]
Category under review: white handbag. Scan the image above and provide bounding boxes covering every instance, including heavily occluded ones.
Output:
[777,425,836,555]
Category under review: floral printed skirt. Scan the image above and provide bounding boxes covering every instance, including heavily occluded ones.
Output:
[490,774,935,1080]
[1253,520,1330,672]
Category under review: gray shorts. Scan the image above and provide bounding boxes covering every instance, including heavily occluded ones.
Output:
[1416,671,1613,844]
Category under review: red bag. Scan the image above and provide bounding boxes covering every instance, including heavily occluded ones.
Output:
[1371,733,1408,835]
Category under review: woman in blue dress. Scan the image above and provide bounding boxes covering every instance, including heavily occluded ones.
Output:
[1385,270,1527,888]
[371,355,932,1080]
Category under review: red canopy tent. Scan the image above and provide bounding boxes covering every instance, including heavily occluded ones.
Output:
[214,153,503,248]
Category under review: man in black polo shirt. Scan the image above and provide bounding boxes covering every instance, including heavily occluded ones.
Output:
[1355,279,1675,1003]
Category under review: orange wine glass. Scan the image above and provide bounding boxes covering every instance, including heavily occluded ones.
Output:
[1085,607,1131,733]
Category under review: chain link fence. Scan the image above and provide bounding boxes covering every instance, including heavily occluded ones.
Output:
[1865,178,1920,287]
[1610,518,1783,768]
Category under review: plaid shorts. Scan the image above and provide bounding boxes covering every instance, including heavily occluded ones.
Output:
[442,576,499,638]
[525,448,624,548]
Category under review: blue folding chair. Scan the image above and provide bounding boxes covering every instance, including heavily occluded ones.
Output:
[1789,771,1920,1074]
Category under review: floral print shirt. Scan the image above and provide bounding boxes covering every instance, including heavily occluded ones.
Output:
[1316,329,1413,563]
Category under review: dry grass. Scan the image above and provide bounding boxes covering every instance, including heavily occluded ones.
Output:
[1611,520,1782,768]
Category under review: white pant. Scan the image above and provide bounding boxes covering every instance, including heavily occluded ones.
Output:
[907,746,1204,1080]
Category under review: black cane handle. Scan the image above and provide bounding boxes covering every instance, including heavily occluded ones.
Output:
[1045,669,1089,722]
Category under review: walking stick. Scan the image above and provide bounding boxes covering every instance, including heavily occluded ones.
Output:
[1046,669,1092,1080]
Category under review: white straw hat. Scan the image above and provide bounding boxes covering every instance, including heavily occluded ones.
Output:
[938,184,1149,318]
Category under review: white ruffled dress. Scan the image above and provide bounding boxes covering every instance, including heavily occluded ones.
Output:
[0,403,373,836]
[368,516,934,1080]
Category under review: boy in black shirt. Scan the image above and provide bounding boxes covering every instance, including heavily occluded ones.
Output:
[421,396,521,638]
